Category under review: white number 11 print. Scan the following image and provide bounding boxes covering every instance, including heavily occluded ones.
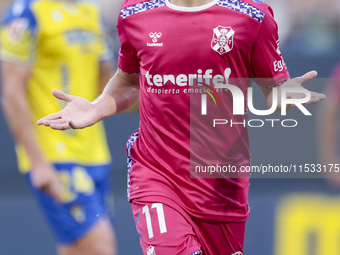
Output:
[142,203,168,239]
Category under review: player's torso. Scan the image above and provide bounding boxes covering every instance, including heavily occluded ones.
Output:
[121,0,265,209]
[121,0,286,221]
[120,0,263,163]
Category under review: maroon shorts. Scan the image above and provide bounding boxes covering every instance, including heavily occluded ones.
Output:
[131,197,245,255]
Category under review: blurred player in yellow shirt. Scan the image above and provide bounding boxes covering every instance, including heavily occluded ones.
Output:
[0,0,117,254]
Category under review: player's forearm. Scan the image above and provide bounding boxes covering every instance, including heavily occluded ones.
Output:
[92,69,139,119]
[262,72,322,115]
[1,87,48,170]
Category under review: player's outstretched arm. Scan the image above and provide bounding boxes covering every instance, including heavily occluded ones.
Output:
[1,61,61,201]
[261,71,326,114]
[37,69,140,130]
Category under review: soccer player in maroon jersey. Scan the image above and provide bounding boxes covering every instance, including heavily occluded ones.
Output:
[38,0,326,254]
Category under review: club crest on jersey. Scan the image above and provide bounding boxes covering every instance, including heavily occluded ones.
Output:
[211,26,235,55]
[231,252,243,255]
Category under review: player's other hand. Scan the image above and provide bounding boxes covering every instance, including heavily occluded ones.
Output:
[263,71,326,114]
[280,71,326,111]
[37,90,100,130]
[30,164,61,202]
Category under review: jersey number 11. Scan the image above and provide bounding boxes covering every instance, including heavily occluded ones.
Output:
[142,203,168,239]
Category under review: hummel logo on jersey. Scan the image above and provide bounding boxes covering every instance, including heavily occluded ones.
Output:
[146,245,156,255]
[147,32,163,47]
[149,32,162,42]
[231,252,243,255]
[211,26,235,55]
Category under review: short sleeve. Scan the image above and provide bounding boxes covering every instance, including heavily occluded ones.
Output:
[117,13,140,74]
[0,1,38,65]
[99,17,114,62]
[250,6,290,88]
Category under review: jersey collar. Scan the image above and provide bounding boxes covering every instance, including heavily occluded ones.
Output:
[165,0,219,12]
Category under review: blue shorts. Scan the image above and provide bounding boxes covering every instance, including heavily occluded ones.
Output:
[25,163,114,244]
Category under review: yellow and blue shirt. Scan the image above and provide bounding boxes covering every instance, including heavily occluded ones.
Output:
[0,0,113,173]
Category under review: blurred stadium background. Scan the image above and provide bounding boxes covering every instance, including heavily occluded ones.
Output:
[1,0,340,254]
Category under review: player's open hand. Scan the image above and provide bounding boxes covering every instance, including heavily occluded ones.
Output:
[37,90,100,130]
[263,71,327,114]
[280,71,326,109]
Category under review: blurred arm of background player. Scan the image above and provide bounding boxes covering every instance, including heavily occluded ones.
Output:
[1,59,116,201]
[37,69,139,130]
[316,79,340,187]
[261,71,326,114]
[1,61,61,201]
